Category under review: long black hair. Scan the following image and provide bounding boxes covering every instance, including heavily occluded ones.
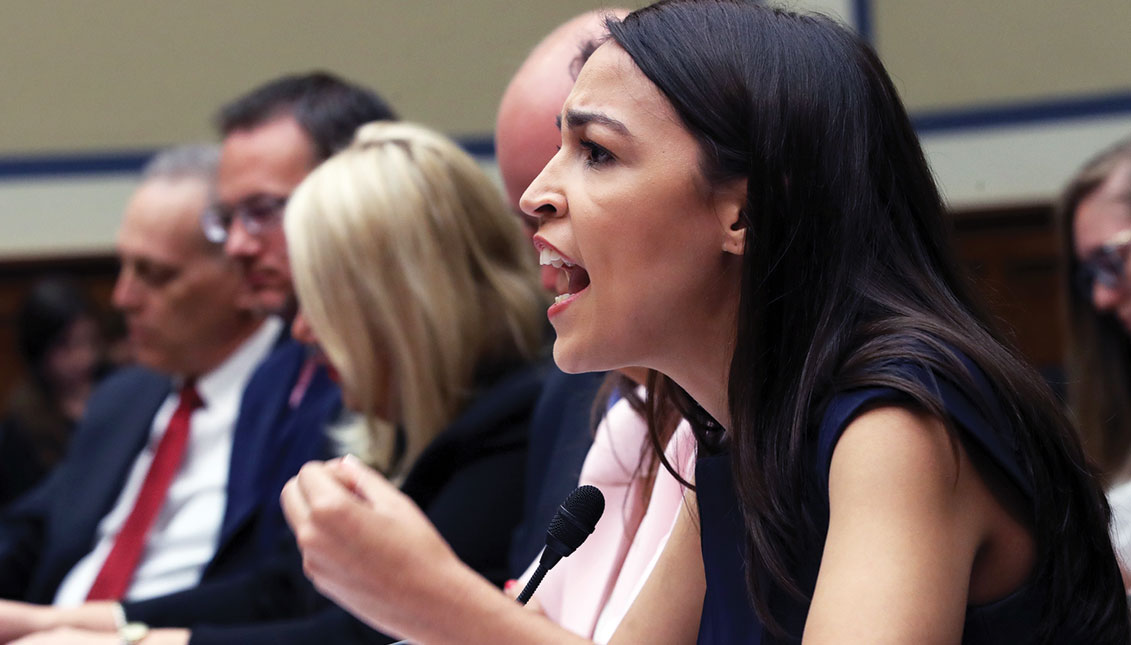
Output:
[608,1,1127,640]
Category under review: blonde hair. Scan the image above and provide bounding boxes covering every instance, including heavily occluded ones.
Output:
[285,121,545,476]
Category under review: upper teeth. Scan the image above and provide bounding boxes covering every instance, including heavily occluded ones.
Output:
[540,247,575,268]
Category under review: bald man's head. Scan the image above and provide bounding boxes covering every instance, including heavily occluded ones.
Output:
[496,9,630,217]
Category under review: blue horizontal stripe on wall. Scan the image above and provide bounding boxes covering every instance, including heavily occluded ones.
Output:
[460,137,496,158]
[0,150,155,179]
[912,91,1131,134]
[852,0,873,44]
[0,137,498,179]
[7,90,1131,179]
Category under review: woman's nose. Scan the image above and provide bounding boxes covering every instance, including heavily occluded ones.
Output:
[519,159,567,224]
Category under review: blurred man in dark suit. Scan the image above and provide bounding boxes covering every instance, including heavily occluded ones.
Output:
[0,145,288,637]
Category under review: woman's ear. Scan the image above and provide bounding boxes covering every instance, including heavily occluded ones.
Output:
[715,179,748,256]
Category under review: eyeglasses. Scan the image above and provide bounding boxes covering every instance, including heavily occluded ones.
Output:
[1076,228,1131,298]
[201,195,288,244]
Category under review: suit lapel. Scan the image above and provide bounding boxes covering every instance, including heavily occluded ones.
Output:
[216,338,301,547]
[64,377,170,550]
[34,372,170,601]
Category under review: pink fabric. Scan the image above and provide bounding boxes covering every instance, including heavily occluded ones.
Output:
[523,389,696,643]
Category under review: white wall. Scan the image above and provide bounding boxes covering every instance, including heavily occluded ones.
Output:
[0,176,137,258]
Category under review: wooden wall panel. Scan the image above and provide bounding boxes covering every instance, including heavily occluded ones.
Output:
[951,205,1064,371]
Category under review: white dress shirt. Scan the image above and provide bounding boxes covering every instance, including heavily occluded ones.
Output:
[53,317,283,606]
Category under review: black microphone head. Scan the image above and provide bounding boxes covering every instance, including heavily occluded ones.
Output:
[543,485,604,564]
[558,484,605,531]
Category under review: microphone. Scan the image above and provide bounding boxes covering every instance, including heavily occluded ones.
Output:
[516,484,605,605]
[388,486,604,645]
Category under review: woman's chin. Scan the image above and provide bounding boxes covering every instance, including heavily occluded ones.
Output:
[552,338,616,375]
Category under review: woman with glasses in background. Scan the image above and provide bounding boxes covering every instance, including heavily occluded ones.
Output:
[1058,135,1131,583]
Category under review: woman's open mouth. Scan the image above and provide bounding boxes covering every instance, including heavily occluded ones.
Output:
[537,244,590,319]
[540,247,590,305]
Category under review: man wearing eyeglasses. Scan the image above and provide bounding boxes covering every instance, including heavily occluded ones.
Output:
[106,72,400,641]
[0,145,289,641]
[205,72,398,317]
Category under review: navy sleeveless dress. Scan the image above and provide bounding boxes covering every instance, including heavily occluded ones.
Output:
[696,356,1048,644]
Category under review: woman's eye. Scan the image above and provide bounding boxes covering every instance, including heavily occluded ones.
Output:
[580,140,613,167]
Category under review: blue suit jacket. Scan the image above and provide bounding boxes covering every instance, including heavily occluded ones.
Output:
[0,336,340,604]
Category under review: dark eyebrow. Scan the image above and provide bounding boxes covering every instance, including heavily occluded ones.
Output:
[561,109,633,138]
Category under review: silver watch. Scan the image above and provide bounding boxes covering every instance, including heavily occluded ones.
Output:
[119,621,150,645]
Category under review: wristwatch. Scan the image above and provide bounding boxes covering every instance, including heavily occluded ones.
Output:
[119,621,150,645]
[111,603,149,644]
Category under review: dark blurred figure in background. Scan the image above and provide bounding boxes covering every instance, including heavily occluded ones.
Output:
[0,278,108,505]
[98,308,134,371]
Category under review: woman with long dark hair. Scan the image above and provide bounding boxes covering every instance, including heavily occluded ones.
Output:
[281,2,1129,641]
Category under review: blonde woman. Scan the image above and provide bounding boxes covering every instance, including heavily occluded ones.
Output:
[287,120,546,483]
[6,121,547,645]
[279,119,548,639]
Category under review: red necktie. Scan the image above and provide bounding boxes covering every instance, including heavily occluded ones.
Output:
[86,381,204,601]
